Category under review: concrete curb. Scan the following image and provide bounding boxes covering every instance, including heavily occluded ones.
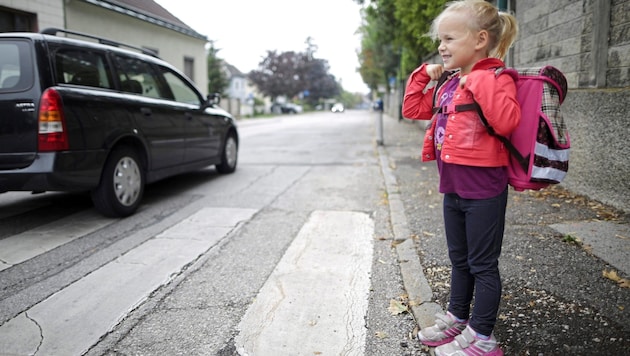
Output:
[377,145,443,328]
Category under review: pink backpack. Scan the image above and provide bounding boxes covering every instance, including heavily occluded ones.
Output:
[433,66,570,191]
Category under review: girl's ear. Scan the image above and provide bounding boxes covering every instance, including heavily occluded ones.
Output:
[475,30,489,50]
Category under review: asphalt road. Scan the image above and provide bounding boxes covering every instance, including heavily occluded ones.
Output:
[1,110,627,356]
[0,111,427,356]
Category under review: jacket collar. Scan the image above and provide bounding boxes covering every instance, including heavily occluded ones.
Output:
[471,57,506,71]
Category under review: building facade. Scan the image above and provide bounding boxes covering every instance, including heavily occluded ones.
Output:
[0,0,209,95]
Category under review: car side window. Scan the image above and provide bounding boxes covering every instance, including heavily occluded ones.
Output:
[161,68,201,105]
[55,49,111,89]
[113,55,165,99]
[0,40,33,92]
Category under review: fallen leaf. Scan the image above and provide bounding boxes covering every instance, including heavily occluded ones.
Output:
[603,269,621,282]
[603,269,630,288]
[408,299,421,307]
[375,331,389,339]
[411,325,420,338]
[388,299,408,315]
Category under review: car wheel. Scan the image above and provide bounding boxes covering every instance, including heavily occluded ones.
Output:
[216,132,238,174]
[91,146,144,217]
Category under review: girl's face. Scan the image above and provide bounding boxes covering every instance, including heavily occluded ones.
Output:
[437,12,487,74]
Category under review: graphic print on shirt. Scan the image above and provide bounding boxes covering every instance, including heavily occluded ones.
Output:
[435,78,459,153]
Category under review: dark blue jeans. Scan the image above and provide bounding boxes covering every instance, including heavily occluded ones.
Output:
[443,189,508,337]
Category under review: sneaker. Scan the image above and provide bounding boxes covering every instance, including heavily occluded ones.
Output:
[435,325,503,356]
[417,312,468,347]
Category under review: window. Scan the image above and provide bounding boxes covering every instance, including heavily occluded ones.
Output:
[55,49,111,89]
[161,68,201,105]
[0,40,33,91]
[184,57,194,81]
[0,7,36,32]
[113,55,164,99]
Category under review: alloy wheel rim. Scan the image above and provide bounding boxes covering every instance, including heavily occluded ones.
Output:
[225,137,237,168]
[113,156,141,206]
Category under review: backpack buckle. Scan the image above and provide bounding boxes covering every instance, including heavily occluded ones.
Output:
[441,103,455,114]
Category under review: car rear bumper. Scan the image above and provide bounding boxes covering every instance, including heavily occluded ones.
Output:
[0,151,107,193]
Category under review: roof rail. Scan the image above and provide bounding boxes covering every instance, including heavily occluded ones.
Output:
[40,28,159,58]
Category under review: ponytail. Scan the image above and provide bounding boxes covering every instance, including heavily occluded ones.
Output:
[492,12,518,60]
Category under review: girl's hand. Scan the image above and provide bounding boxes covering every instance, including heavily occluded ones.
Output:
[426,64,444,81]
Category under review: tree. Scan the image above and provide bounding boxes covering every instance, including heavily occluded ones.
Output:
[394,0,447,74]
[357,0,402,92]
[248,43,340,104]
[355,0,447,91]
[248,50,304,101]
[207,43,229,96]
[301,56,340,106]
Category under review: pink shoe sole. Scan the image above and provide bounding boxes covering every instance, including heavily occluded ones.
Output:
[487,348,504,356]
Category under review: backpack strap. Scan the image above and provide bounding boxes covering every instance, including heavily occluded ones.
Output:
[429,67,529,173]
[450,67,530,173]
[431,70,459,114]
[464,102,529,173]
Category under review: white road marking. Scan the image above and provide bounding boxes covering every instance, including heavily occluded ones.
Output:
[0,211,114,272]
[235,210,374,356]
[0,207,256,356]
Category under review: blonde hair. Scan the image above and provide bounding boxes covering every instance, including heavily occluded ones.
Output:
[430,0,518,60]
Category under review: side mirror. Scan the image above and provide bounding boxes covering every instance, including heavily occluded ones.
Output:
[206,93,221,106]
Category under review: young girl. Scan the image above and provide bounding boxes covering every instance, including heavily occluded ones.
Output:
[402,1,519,355]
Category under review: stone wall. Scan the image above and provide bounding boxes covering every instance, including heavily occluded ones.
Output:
[513,0,630,88]
[561,89,630,212]
[513,0,630,212]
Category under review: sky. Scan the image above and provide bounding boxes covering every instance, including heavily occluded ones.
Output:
[154,0,369,94]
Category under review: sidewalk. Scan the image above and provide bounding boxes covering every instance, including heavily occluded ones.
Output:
[376,113,630,354]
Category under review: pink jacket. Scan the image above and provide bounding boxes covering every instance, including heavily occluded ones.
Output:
[402,58,521,167]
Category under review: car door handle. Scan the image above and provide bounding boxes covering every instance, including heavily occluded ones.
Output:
[140,107,152,116]
[184,112,193,120]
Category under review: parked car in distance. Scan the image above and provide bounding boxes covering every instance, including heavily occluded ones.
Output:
[271,102,303,114]
[0,28,239,217]
[331,103,345,113]
[284,103,303,114]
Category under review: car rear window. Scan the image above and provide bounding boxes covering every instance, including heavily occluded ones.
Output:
[55,49,112,89]
[0,40,34,92]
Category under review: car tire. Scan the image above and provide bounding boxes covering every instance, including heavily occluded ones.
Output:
[216,132,238,174]
[91,146,145,217]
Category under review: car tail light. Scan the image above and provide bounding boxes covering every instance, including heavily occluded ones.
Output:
[38,88,69,151]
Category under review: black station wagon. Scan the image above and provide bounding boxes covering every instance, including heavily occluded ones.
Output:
[0,29,238,217]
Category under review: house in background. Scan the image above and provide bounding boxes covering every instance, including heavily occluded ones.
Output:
[223,62,272,118]
[0,0,209,95]
[223,62,252,118]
